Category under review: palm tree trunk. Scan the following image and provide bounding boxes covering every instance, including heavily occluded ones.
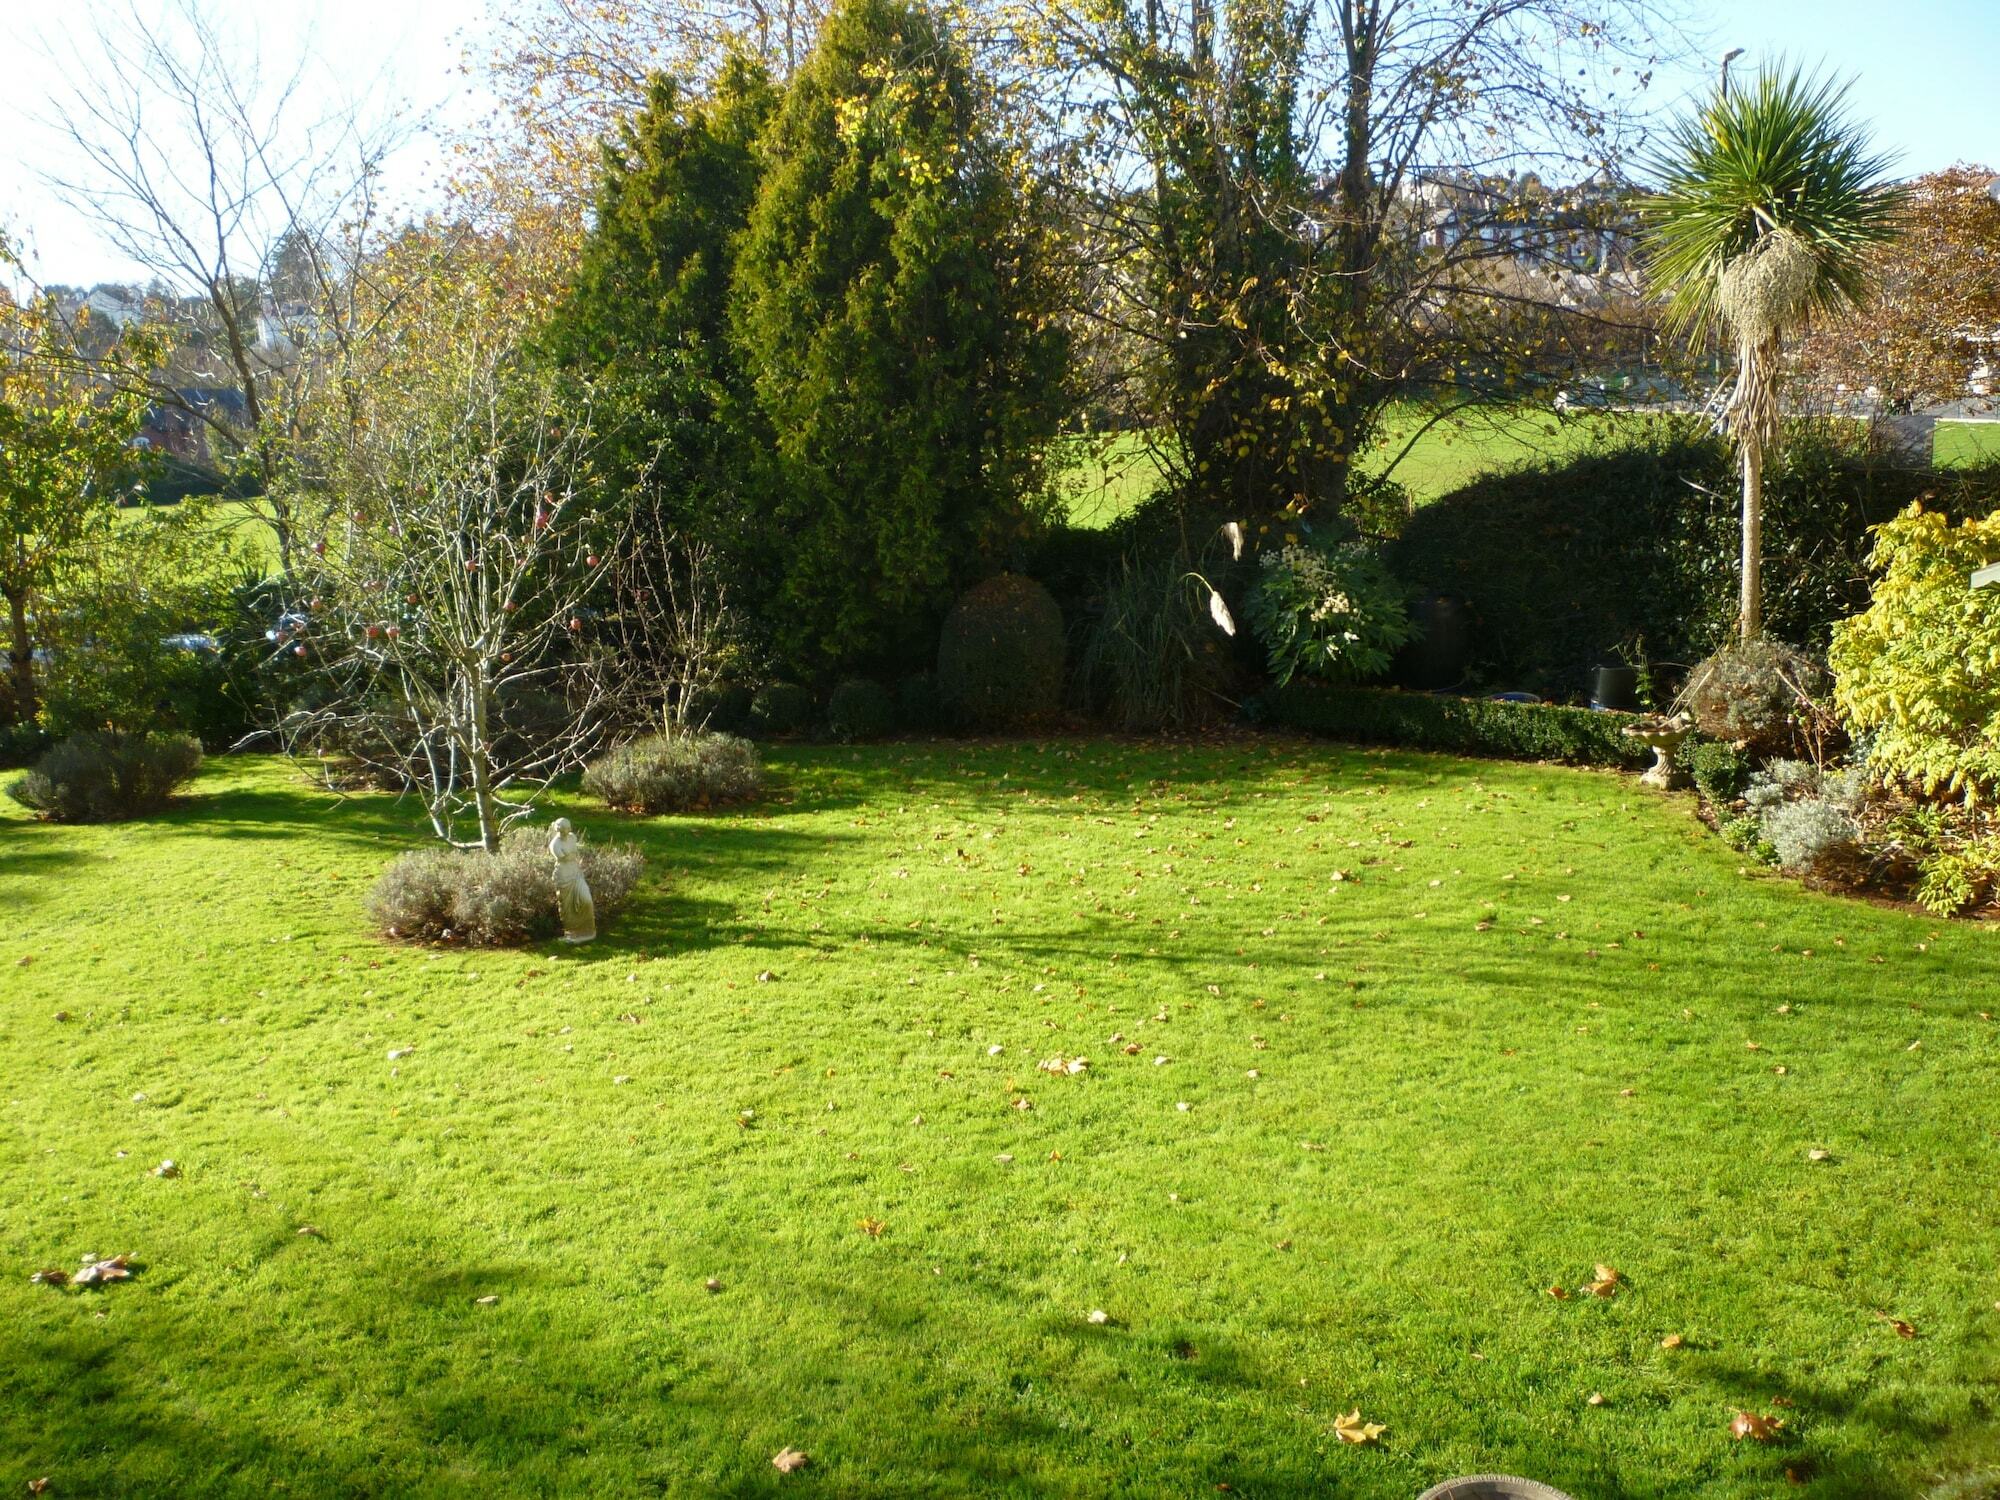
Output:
[1739,434,1763,640]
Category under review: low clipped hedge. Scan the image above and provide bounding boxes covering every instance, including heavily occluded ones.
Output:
[1267,683,1649,769]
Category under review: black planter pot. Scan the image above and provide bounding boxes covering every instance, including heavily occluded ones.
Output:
[1590,665,1640,712]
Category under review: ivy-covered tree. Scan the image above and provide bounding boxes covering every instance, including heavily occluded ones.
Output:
[730,0,1070,675]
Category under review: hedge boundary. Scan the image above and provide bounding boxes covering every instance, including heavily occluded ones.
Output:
[1268,683,1650,769]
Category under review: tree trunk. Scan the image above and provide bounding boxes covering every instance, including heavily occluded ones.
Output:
[468,666,502,853]
[5,586,34,721]
[1739,435,1763,639]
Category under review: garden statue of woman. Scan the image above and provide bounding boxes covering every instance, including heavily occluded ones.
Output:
[548,818,596,943]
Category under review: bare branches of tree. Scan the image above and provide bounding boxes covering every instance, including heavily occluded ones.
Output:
[38,0,416,573]
[279,353,629,850]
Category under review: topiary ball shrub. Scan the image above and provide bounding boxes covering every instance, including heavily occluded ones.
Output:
[7,731,202,823]
[937,572,1065,731]
[749,682,815,737]
[583,733,764,814]
[896,671,945,731]
[1678,638,1825,756]
[367,826,645,945]
[1686,739,1754,808]
[828,679,894,742]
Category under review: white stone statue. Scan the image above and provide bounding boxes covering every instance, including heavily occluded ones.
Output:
[548,818,596,943]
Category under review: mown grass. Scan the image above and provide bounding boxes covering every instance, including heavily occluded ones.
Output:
[1062,413,2000,529]
[4,742,1999,1498]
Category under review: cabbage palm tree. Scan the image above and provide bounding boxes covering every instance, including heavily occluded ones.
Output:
[1642,67,1905,639]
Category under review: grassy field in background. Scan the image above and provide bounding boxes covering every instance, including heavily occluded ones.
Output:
[1060,412,2000,530]
[6,742,2000,1497]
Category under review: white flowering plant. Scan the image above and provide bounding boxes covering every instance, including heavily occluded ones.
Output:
[1245,537,1413,687]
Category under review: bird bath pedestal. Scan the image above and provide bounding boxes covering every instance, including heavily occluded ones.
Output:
[1623,715,1692,791]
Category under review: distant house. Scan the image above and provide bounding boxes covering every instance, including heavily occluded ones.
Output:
[136,387,251,464]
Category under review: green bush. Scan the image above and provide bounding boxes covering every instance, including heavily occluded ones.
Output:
[1831,504,2000,803]
[748,682,815,736]
[1385,421,2000,698]
[1686,739,1754,806]
[1244,537,1412,687]
[367,826,646,945]
[582,732,764,813]
[686,680,754,734]
[827,679,894,741]
[1679,638,1826,756]
[0,719,50,769]
[7,731,202,822]
[1267,683,1650,768]
[896,671,945,732]
[937,573,1066,730]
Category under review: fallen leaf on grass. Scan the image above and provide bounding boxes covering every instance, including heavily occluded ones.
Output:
[386,1047,414,1061]
[1087,1309,1110,1325]
[73,1256,131,1287]
[151,1160,179,1179]
[1332,1410,1385,1445]
[296,1225,321,1238]
[474,1295,500,1306]
[28,1478,50,1494]
[858,1217,886,1238]
[1587,1391,1607,1407]
[1730,1411,1785,1442]
[705,1278,723,1294]
[1808,1148,1832,1162]
[1585,1264,1622,1298]
[756,971,777,983]
[771,1447,810,1474]
[1660,1333,1684,1350]
[1037,1056,1089,1077]
[29,1268,69,1287]
[1546,1285,1572,1300]
[1876,1312,1917,1339]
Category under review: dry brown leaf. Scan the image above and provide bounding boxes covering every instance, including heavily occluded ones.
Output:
[29,1268,69,1287]
[1546,1285,1572,1300]
[858,1217,886,1238]
[1332,1409,1385,1445]
[1876,1312,1917,1339]
[28,1478,50,1494]
[474,1295,500,1306]
[1585,1264,1622,1298]
[72,1256,131,1287]
[1807,1148,1832,1162]
[1586,1391,1607,1407]
[1660,1333,1684,1350]
[1086,1309,1110,1325]
[1730,1410,1784,1442]
[704,1278,723,1294]
[771,1447,810,1474]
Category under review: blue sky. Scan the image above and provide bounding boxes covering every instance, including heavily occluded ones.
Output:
[2,0,1996,286]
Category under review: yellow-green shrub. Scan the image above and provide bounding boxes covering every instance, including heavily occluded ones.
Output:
[1830,504,2000,803]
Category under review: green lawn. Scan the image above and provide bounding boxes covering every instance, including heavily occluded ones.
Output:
[1062,413,2000,529]
[5,743,1999,1497]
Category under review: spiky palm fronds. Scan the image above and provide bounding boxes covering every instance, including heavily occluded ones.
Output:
[1641,66,1906,347]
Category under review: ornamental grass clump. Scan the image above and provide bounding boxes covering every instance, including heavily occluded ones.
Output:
[367,826,644,945]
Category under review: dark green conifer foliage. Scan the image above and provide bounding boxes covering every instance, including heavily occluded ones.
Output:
[729,0,1068,675]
